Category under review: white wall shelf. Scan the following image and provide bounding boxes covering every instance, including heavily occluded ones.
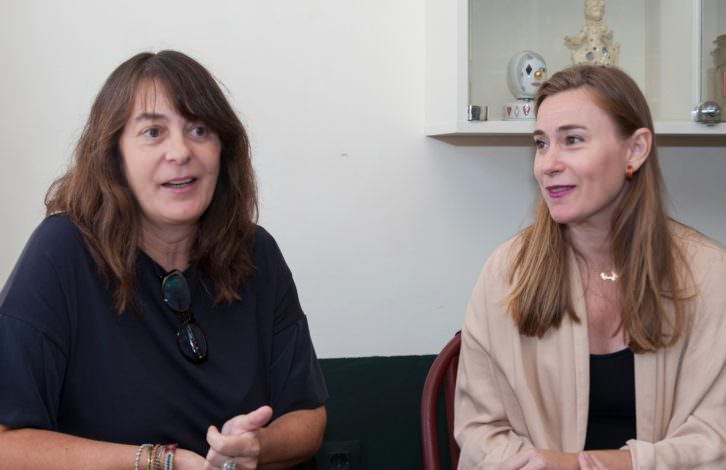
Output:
[425,0,726,137]
[427,120,726,137]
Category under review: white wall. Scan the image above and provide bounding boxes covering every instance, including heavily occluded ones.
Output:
[1,1,725,358]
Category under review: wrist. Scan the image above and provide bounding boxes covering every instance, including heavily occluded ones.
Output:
[567,452,582,470]
[172,448,203,470]
[256,427,269,463]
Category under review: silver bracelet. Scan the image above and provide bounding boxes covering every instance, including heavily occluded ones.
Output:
[134,444,153,470]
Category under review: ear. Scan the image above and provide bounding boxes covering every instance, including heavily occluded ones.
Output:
[625,127,652,171]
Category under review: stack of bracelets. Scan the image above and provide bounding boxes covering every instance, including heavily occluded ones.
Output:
[134,443,178,470]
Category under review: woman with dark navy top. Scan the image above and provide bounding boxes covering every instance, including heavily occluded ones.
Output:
[455,65,726,469]
[0,50,327,469]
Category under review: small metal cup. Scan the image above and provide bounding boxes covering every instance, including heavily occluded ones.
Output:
[467,105,488,121]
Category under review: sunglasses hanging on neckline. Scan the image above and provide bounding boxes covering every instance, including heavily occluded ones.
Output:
[161,269,208,363]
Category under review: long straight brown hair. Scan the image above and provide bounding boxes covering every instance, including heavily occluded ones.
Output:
[507,65,691,352]
[46,50,258,312]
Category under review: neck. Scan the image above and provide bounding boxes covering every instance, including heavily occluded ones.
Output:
[567,222,613,270]
[139,219,196,272]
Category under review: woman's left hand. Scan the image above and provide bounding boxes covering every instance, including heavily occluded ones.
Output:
[498,448,579,470]
[205,405,274,469]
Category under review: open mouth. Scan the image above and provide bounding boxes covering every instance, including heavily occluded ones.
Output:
[162,178,197,188]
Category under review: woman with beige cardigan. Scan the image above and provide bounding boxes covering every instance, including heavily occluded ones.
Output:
[455,65,726,469]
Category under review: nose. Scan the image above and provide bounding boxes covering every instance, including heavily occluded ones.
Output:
[536,145,565,177]
[164,131,192,165]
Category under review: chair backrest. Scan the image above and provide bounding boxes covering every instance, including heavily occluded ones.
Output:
[420,332,461,470]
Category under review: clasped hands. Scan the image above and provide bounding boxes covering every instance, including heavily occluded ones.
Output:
[497,448,613,470]
[175,405,274,469]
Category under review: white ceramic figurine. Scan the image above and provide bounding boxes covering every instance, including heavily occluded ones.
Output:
[564,0,620,66]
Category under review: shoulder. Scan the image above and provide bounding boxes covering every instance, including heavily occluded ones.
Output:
[252,224,276,251]
[1,214,86,347]
[26,213,88,261]
[479,232,524,282]
[252,225,284,261]
[468,233,524,315]
[5,214,92,280]
[670,221,726,276]
[2,213,93,307]
[251,225,292,278]
[669,222,726,328]
[463,234,524,348]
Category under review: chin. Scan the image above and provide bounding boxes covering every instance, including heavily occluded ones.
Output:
[165,205,210,224]
[160,211,205,227]
[547,209,578,225]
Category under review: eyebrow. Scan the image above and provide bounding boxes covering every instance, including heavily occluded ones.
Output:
[533,124,587,136]
[133,112,167,122]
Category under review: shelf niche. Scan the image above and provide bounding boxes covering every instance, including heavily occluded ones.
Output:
[425,0,726,137]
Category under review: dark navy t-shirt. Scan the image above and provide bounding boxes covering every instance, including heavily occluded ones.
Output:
[0,215,327,455]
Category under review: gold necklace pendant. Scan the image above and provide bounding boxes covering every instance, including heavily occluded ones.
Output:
[600,270,619,282]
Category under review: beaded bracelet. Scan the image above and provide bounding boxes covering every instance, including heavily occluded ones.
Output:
[154,444,165,470]
[134,444,153,470]
[148,444,160,470]
[164,443,178,470]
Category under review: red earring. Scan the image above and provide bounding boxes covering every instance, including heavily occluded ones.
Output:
[626,165,634,180]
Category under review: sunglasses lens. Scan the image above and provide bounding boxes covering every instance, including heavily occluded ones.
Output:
[177,322,208,363]
[163,272,191,312]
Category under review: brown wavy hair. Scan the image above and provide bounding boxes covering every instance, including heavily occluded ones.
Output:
[507,65,691,353]
[46,50,258,312]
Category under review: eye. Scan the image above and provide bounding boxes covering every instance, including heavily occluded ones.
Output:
[190,125,210,138]
[565,135,583,145]
[142,127,161,138]
[533,138,548,150]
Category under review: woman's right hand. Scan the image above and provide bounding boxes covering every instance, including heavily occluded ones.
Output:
[205,405,274,469]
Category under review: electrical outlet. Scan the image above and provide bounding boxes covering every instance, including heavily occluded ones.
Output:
[317,440,361,470]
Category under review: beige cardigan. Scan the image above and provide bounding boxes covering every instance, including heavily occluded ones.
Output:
[455,229,726,469]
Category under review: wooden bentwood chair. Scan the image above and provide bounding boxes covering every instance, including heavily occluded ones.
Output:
[420,332,462,470]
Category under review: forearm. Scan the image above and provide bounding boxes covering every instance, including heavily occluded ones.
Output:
[584,450,632,469]
[257,407,326,469]
[0,426,136,470]
[0,425,203,470]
